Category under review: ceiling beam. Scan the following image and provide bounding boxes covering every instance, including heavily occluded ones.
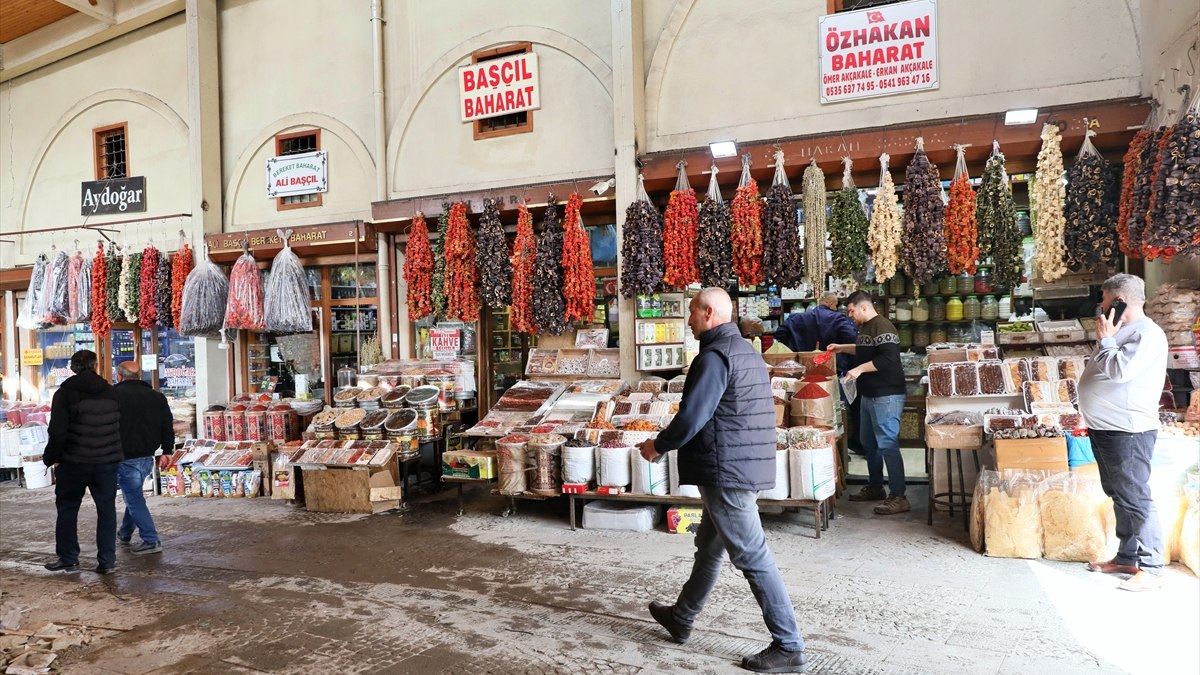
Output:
[53,0,117,26]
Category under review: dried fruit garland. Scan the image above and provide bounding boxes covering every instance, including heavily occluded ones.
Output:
[697,169,732,288]
[225,252,265,330]
[1144,111,1200,260]
[1063,132,1118,271]
[91,243,110,339]
[510,203,538,333]
[731,156,764,286]
[444,201,480,322]
[105,245,122,323]
[171,244,194,328]
[476,198,513,311]
[977,149,1023,290]
[762,151,804,289]
[403,213,435,320]
[533,195,568,335]
[945,146,980,275]
[67,253,90,323]
[562,192,594,323]
[1127,128,1166,258]
[662,164,699,288]
[828,159,868,279]
[868,153,902,283]
[901,139,947,286]
[620,177,665,298]
[1032,123,1068,283]
[138,246,159,329]
[431,204,450,318]
[155,251,173,330]
[1117,130,1150,257]
[801,160,828,285]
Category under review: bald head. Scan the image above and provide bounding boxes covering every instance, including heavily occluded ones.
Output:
[116,361,141,381]
[819,291,839,308]
[695,287,733,321]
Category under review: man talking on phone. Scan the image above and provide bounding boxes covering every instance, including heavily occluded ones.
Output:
[1078,274,1169,591]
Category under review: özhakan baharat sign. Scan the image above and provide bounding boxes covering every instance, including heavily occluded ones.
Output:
[819,0,939,104]
[459,52,541,122]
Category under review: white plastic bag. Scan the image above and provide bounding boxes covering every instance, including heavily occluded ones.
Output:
[179,247,229,337]
[264,229,313,333]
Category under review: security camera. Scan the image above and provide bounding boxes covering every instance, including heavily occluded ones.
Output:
[590,178,616,196]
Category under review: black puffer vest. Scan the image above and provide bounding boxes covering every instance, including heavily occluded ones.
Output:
[676,322,777,490]
[58,371,123,464]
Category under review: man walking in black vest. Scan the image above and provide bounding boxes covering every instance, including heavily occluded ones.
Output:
[639,288,807,673]
[42,350,123,575]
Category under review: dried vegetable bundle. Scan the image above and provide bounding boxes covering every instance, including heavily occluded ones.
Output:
[1144,107,1200,260]
[662,162,699,288]
[154,251,172,329]
[179,247,229,337]
[802,159,828,285]
[402,213,435,320]
[67,251,91,323]
[511,203,538,333]
[562,192,594,322]
[697,165,732,288]
[122,251,142,324]
[223,249,264,331]
[731,154,764,285]
[867,153,902,282]
[45,250,70,323]
[90,243,110,338]
[138,245,159,329]
[476,198,513,311]
[265,229,314,333]
[619,175,664,298]
[828,158,869,278]
[1117,130,1150,257]
[105,245,122,323]
[1127,128,1167,258]
[762,150,804,289]
[1032,123,1068,282]
[901,137,947,286]
[444,201,480,322]
[171,244,193,328]
[430,204,450,318]
[1063,130,1119,271]
[977,144,1023,290]
[533,195,568,335]
[945,145,979,275]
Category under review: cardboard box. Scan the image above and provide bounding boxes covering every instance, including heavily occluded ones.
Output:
[774,402,786,428]
[927,347,968,364]
[303,464,400,513]
[252,458,272,497]
[561,482,589,494]
[994,437,1068,473]
[667,505,703,534]
[441,450,497,479]
[925,424,983,450]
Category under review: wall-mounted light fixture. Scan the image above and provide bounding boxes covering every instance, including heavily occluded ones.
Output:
[709,141,738,158]
[1004,108,1039,125]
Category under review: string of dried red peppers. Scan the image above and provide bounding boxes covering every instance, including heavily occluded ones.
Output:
[444,201,479,322]
[510,203,538,334]
[403,213,435,320]
[662,180,698,289]
[561,192,594,324]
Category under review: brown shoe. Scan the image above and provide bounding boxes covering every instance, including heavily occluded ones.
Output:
[873,495,911,515]
[1118,571,1165,592]
[1087,560,1140,575]
[848,485,887,502]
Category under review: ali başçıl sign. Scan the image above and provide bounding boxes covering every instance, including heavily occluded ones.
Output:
[818,0,939,104]
[266,150,328,198]
[459,51,540,122]
[81,176,146,216]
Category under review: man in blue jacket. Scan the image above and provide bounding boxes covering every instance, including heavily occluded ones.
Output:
[639,288,807,674]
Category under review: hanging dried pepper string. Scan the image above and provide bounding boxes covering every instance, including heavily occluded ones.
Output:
[1116,130,1149,257]
[562,192,594,323]
[731,154,764,286]
[444,201,479,322]
[510,203,538,334]
[403,213,435,320]
[171,244,194,328]
[945,145,980,275]
[91,242,111,339]
[662,161,699,288]
[138,245,159,329]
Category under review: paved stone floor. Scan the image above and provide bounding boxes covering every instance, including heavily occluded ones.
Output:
[0,479,1196,675]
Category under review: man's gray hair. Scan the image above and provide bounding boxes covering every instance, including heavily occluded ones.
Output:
[117,363,141,380]
[1101,274,1146,302]
[695,287,734,321]
[819,291,840,306]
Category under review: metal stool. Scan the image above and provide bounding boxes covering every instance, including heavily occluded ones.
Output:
[926,447,980,531]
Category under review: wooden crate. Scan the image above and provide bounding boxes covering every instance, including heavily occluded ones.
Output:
[302,463,401,513]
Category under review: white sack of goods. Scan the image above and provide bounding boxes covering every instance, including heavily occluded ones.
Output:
[630,447,669,496]
[561,440,596,485]
[758,449,791,501]
[264,229,314,333]
[598,442,632,488]
[789,446,835,501]
[984,471,1043,559]
[582,501,660,532]
[1038,472,1114,562]
[668,450,701,498]
[496,434,531,495]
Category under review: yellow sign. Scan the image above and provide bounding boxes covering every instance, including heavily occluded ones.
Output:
[22,349,44,366]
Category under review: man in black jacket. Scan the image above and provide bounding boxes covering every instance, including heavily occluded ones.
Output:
[43,350,123,574]
[638,288,807,674]
[112,361,174,555]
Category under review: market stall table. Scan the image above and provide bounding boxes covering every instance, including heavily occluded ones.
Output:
[566,491,831,539]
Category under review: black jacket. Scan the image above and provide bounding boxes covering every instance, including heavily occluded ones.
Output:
[44,370,122,466]
[112,379,176,459]
[655,322,777,490]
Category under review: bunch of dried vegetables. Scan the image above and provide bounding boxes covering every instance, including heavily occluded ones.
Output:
[1143,106,1200,260]
[731,154,764,286]
[476,198,513,310]
[867,153,902,283]
[901,138,947,286]
[178,246,228,338]
[762,150,804,289]
[224,249,264,331]
[1032,123,1068,282]
[945,144,979,275]
[264,229,314,333]
[619,176,664,298]
[154,250,172,329]
[533,195,568,335]
[431,204,450,318]
[171,244,194,328]
[662,162,699,288]
[1117,130,1151,257]
[90,243,110,338]
[510,203,538,333]
[828,158,869,278]
[138,245,159,329]
[697,166,732,288]
[1063,130,1118,270]
[801,159,828,285]
[562,192,594,323]
[444,201,480,322]
[977,143,1023,290]
[403,213,435,320]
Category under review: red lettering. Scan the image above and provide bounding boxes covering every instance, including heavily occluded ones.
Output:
[883,23,898,40]
[887,45,899,62]
[487,63,500,88]
[463,70,475,93]
[519,57,532,80]
[914,15,931,38]
[505,89,515,110]
[825,28,839,52]
[852,28,868,47]
[500,60,514,84]
[464,99,474,118]
[484,95,494,115]
[898,20,913,40]
[523,85,534,105]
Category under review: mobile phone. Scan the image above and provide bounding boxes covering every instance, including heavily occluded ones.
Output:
[1110,299,1127,324]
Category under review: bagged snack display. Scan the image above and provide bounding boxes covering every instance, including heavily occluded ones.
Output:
[225,250,265,331]
[984,472,1043,559]
[264,230,313,333]
[1039,472,1110,561]
[179,247,229,337]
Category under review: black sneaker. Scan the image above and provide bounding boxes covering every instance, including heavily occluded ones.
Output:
[648,601,691,644]
[118,536,132,546]
[95,565,115,575]
[741,642,809,673]
[131,541,162,556]
[847,485,887,502]
[44,560,79,573]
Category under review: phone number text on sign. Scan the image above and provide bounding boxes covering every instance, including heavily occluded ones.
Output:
[818,0,939,104]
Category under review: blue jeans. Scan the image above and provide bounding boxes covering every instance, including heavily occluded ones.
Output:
[55,461,119,568]
[672,486,804,652]
[117,457,158,546]
[1092,429,1163,573]
[860,394,906,497]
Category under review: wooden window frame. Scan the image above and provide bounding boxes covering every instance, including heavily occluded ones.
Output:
[274,128,323,211]
[93,122,129,180]
[471,42,535,141]
[827,0,904,12]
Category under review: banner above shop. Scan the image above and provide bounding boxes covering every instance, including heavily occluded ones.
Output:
[818,0,938,104]
[266,150,328,198]
[458,52,540,122]
[205,221,371,262]
[81,176,146,216]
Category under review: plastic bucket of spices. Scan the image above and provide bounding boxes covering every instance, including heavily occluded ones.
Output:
[381,386,411,409]
[425,370,457,412]
[528,433,567,495]
[496,434,531,494]
[405,385,442,440]
[334,407,366,440]
[384,409,419,457]
[359,410,390,441]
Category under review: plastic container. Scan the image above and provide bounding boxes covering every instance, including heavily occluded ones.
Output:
[921,280,940,297]
[23,461,52,489]
[930,297,946,321]
[938,276,956,295]
[898,325,914,349]
[337,365,356,389]
[912,298,929,322]
[895,300,913,322]
[931,326,948,343]
[956,272,975,295]
[888,273,906,297]
[998,296,1012,320]
[981,295,999,321]
[946,297,964,321]
[974,268,993,293]
[913,325,931,348]
[425,371,457,412]
[963,295,981,320]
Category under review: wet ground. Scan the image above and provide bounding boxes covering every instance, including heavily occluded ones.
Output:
[0,479,1196,675]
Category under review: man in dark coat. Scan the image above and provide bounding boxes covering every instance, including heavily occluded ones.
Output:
[112,361,175,555]
[638,288,807,674]
[43,350,123,574]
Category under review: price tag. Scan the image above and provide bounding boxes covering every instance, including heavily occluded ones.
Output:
[21,349,44,366]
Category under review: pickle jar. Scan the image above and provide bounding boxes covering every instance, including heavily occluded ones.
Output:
[912,298,929,322]
[946,297,964,321]
[938,276,956,295]
[981,295,999,321]
[998,296,1012,320]
[930,296,946,322]
[895,299,913,322]
[956,272,975,295]
[963,295,981,321]
[921,279,940,297]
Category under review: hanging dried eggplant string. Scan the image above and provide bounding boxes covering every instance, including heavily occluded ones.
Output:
[901,137,947,287]
[430,203,450,319]
[697,164,733,288]
[828,157,869,279]
[403,213,435,321]
[511,202,538,333]
[1143,93,1200,260]
[731,153,764,286]
[476,198,513,310]
[155,250,172,329]
[1128,127,1166,259]
[444,201,480,322]
[179,245,229,338]
[1117,128,1151,257]
[978,143,1023,290]
[562,192,594,323]
[868,153,902,283]
[533,193,568,335]
[1032,123,1068,282]
[1064,127,1119,271]
[663,160,699,288]
[762,150,804,289]
[620,175,665,298]
[945,144,979,275]
[264,229,315,333]
[801,159,827,286]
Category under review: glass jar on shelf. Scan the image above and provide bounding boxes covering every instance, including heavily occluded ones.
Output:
[946,297,964,321]
[930,296,946,321]
[956,272,975,295]
[912,298,929,322]
[930,325,948,344]
[895,299,913,322]
[981,295,999,321]
[999,296,1012,320]
[888,273,906,297]
[921,279,939,297]
[938,276,956,295]
[974,267,993,294]
[963,295,981,320]
[913,325,931,348]
[898,325,913,349]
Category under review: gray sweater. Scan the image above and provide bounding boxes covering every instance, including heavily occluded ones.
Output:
[1077,316,1168,433]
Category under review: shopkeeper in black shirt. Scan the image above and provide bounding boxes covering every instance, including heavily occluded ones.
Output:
[827,291,910,516]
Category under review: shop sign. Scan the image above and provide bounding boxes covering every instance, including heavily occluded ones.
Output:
[164,365,197,390]
[80,176,146,216]
[206,223,361,254]
[429,328,461,360]
[266,150,327,198]
[818,0,939,104]
[21,349,44,366]
[459,52,540,122]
